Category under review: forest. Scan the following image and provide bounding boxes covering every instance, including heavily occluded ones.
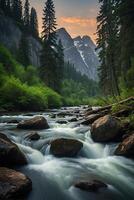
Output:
[0,0,134,111]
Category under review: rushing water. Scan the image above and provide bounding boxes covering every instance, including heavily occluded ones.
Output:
[0,107,134,200]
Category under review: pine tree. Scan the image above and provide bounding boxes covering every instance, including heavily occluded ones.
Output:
[6,0,11,16]
[97,0,120,96]
[12,0,22,24]
[40,0,59,91]
[41,0,57,46]
[23,0,30,32]
[118,0,134,86]
[17,34,30,67]
[55,39,64,93]
[30,7,39,38]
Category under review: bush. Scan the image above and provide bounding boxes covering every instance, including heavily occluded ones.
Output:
[0,76,62,111]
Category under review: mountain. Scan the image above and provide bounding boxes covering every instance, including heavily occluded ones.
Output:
[57,28,99,80]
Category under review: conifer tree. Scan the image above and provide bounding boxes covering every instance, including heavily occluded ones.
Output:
[118,0,134,86]
[97,0,120,96]
[55,39,64,93]
[24,0,30,32]
[6,0,11,16]
[17,34,30,67]
[40,0,59,91]
[12,0,22,24]
[30,7,39,38]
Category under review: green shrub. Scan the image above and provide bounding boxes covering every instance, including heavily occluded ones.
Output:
[0,76,62,111]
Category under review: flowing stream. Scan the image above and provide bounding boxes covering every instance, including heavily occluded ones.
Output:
[0,107,134,200]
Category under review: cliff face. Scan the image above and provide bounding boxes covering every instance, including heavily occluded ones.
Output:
[0,14,42,67]
[57,28,99,81]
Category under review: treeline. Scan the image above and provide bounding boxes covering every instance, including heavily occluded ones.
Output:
[97,0,134,97]
[61,62,99,105]
[0,0,39,38]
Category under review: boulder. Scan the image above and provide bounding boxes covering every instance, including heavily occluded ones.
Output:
[17,116,49,130]
[91,115,122,142]
[0,167,32,200]
[69,118,78,122]
[115,133,134,158]
[81,114,102,125]
[56,120,68,124]
[25,131,40,141]
[7,119,19,124]
[74,180,107,192]
[0,133,27,167]
[50,138,83,157]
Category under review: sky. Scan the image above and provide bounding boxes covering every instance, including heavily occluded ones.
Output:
[28,0,99,42]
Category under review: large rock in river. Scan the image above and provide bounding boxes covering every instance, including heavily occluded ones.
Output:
[0,167,32,200]
[0,133,27,167]
[91,115,121,142]
[115,133,134,158]
[17,116,49,130]
[25,131,40,141]
[50,138,83,157]
[74,180,107,192]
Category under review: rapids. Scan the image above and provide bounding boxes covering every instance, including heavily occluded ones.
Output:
[0,107,134,200]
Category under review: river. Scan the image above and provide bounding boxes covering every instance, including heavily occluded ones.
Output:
[0,106,134,200]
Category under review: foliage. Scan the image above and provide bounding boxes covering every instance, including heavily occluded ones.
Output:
[0,45,62,111]
[40,0,64,93]
[30,7,39,38]
[97,0,134,97]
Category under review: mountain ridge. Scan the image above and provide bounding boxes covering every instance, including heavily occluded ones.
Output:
[57,28,99,81]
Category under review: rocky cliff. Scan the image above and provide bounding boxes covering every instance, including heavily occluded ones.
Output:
[57,28,99,80]
[0,14,42,67]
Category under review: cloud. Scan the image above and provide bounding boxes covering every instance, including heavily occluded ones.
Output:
[58,17,97,42]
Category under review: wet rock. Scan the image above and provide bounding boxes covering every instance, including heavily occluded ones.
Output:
[25,131,40,141]
[81,114,102,125]
[17,116,49,130]
[91,115,122,142]
[0,167,32,200]
[7,119,19,124]
[74,180,107,192]
[69,118,78,122]
[50,138,83,157]
[56,120,68,124]
[115,133,134,158]
[0,133,27,167]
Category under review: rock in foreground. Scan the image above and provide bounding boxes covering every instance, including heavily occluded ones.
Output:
[75,180,107,192]
[115,133,134,158]
[50,138,83,157]
[17,116,49,130]
[0,167,32,200]
[25,131,40,141]
[91,115,121,142]
[0,133,27,167]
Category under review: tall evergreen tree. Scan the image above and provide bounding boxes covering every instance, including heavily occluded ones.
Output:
[55,39,64,93]
[6,0,11,16]
[23,0,30,32]
[17,34,30,67]
[12,0,22,24]
[30,7,39,38]
[118,0,134,86]
[97,0,120,96]
[40,0,59,91]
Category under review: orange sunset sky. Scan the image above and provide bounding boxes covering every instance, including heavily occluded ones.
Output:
[27,0,99,43]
